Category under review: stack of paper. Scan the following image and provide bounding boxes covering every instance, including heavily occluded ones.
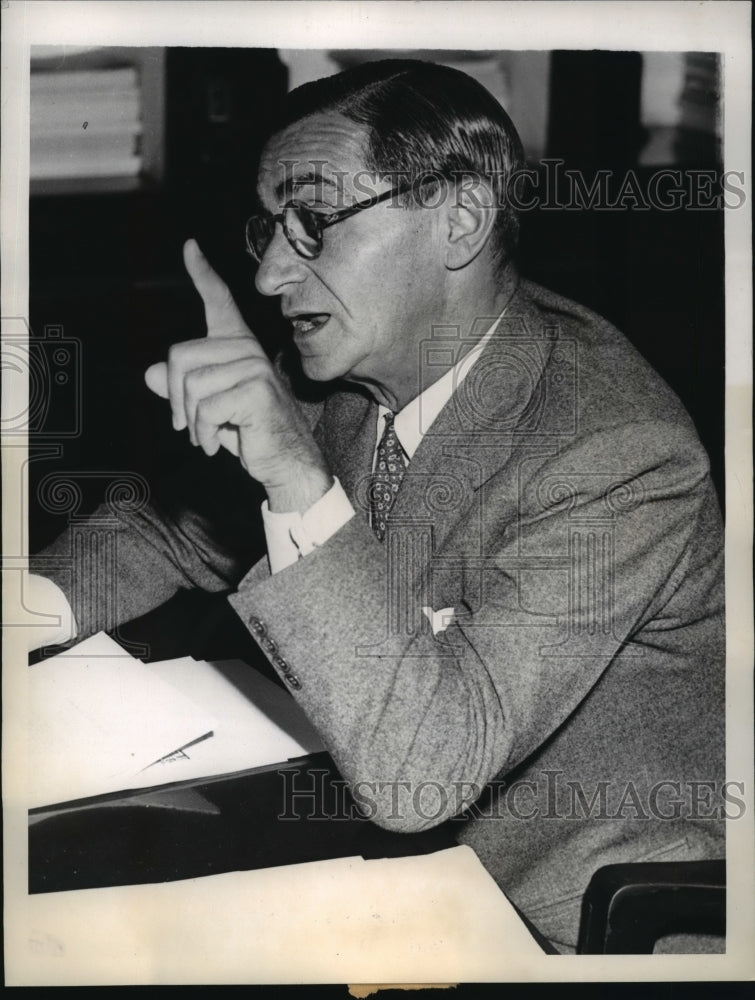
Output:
[30,66,142,180]
[28,632,324,809]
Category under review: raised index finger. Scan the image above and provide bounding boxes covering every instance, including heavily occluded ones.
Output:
[183,238,252,340]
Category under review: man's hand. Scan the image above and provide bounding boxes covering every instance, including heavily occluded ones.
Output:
[145,240,332,512]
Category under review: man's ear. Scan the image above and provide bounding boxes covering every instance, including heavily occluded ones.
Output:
[443,178,497,270]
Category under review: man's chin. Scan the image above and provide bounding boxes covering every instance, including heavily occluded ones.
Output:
[299,354,345,383]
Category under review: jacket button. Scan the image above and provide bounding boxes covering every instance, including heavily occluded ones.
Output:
[261,635,277,654]
[272,653,289,672]
[248,616,266,636]
[287,675,302,690]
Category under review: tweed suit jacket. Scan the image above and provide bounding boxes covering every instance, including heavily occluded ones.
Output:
[34,278,725,951]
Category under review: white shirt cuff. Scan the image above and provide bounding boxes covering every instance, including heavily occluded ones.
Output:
[262,477,355,574]
[27,574,78,651]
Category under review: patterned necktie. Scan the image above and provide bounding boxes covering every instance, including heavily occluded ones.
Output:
[370,413,407,541]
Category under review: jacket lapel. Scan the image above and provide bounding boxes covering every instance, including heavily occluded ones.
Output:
[316,385,377,507]
[390,283,557,546]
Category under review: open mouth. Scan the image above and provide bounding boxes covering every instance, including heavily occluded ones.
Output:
[288,313,330,336]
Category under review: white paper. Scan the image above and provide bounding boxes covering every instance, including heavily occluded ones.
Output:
[139,655,324,784]
[8,846,545,984]
[28,633,216,807]
[28,633,325,809]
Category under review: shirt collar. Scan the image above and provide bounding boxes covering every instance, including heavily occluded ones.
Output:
[377,308,507,461]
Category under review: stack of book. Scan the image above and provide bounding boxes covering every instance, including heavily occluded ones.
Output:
[31,66,142,180]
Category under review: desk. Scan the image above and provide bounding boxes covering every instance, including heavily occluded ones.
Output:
[29,751,458,894]
[24,754,550,985]
[30,593,463,893]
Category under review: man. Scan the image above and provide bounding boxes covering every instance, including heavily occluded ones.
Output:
[30,60,724,952]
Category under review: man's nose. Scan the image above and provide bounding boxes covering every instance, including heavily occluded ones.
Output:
[254,225,308,297]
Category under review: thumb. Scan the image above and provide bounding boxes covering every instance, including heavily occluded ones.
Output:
[183,238,250,339]
[144,361,169,398]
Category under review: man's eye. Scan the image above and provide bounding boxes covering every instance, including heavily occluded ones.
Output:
[290,189,337,213]
[301,202,335,215]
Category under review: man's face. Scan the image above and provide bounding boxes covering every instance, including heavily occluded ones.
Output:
[254,113,445,397]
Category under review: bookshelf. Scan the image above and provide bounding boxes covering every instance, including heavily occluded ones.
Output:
[30,47,288,286]
[30,47,166,196]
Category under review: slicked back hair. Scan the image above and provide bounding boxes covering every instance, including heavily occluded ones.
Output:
[275,59,525,273]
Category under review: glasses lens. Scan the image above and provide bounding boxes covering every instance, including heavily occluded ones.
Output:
[245,216,274,261]
[283,204,322,259]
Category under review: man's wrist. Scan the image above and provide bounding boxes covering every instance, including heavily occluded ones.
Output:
[263,477,355,573]
[266,467,334,514]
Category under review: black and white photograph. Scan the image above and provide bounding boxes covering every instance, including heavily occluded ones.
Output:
[2,0,752,988]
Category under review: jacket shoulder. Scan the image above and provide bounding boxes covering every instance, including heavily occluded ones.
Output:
[515,279,703,440]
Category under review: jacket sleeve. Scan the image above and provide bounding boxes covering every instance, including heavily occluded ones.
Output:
[228,418,724,832]
[29,453,268,641]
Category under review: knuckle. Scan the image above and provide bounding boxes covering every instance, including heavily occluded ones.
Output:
[195,397,213,423]
[247,356,274,379]
[167,342,184,365]
[168,339,203,365]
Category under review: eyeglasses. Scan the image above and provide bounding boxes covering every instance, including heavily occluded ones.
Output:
[245,182,410,263]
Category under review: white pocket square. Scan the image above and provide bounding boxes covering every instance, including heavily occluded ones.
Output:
[421,606,456,636]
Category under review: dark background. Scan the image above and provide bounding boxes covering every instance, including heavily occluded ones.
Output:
[29,49,725,558]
